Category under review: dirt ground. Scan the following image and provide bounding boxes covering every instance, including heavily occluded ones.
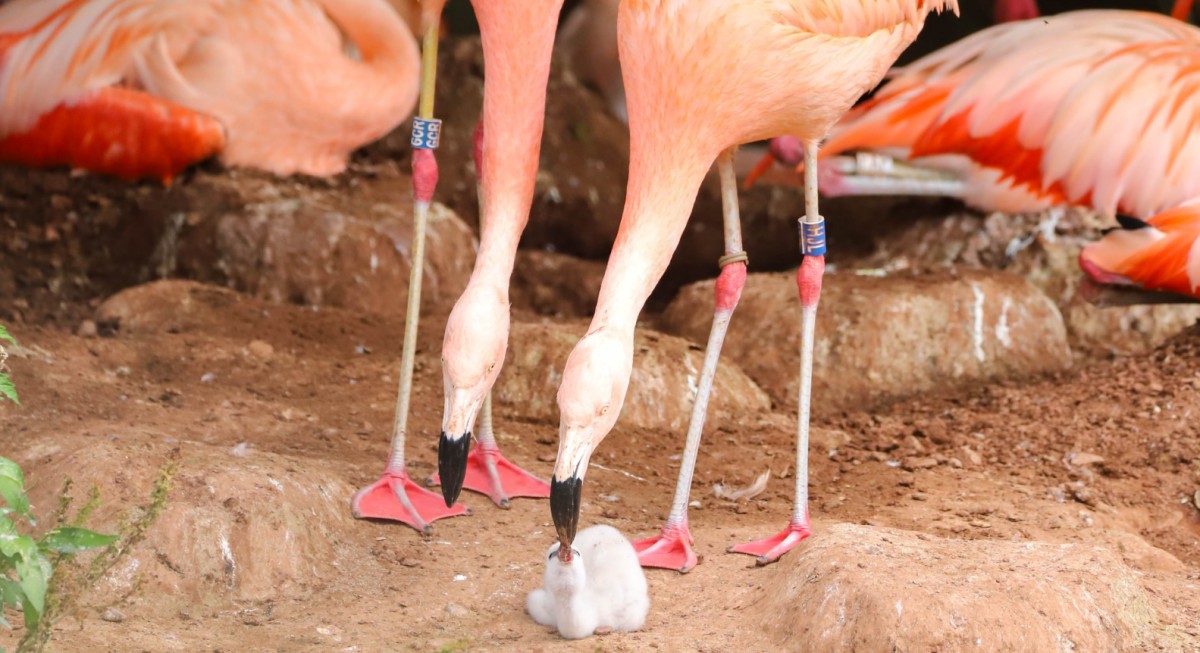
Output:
[3,36,1200,653]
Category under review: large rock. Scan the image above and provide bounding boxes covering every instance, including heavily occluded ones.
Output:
[510,250,605,318]
[17,431,368,608]
[660,268,1072,414]
[859,207,1200,353]
[495,320,771,433]
[172,172,476,317]
[758,523,1198,652]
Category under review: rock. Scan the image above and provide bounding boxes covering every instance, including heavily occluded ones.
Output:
[77,319,98,338]
[247,340,274,361]
[495,320,771,433]
[101,608,125,623]
[17,430,367,608]
[445,603,469,618]
[660,268,1072,415]
[858,207,1200,353]
[757,523,1199,652]
[96,281,254,336]
[510,250,605,318]
[177,183,476,317]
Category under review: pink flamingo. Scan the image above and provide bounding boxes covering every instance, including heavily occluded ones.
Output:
[1081,203,1200,303]
[548,0,958,571]
[748,11,1200,213]
[0,0,422,181]
[355,0,564,530]
[995,0,1193,23]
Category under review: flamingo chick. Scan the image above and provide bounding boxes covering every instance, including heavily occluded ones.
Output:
[0,0,421,182]
[527,524,650,640]
[550,0,957,571]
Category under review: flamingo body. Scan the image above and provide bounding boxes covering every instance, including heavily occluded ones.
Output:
[0,0,420,181]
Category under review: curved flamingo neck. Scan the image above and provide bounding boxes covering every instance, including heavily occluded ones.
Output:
[319,0,419,78]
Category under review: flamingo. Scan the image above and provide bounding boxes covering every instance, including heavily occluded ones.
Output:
[548,0,958,572]
[355,0,564,530]
[995,0,1194,23]
[0,0,422,181]
[1081,204,1200,303]
[749,11,1200,215]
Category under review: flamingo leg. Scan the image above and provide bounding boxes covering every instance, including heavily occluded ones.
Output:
[729,140,823,565]
[352,20,469,531]
[633,148,747,573]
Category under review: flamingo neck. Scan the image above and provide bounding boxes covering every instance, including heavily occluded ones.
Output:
[471,0,565,281]
[319,0,419,79]
[591,139,715,332]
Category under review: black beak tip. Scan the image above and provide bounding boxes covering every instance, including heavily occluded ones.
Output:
[438,431,471,507]
[550,475,583,548]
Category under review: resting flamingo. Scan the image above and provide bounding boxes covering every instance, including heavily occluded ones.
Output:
[0,0,422,181]
[748,11,1200,217]
[355,0,566,530]
[548,0,958,572]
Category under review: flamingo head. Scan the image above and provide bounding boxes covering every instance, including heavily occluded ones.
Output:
[438,282,510,506]
[550,328,632,550]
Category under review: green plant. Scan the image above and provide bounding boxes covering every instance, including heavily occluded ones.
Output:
[0,326,16,405]
[0,457,115,651]
[17,456,177,653]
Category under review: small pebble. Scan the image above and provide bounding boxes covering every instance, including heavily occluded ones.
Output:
[248,340,274,360]
[101,608,124,623]
[453,574,467,582]
[77,320,98,338]
[446,604,469,618]
[911,493,928,501]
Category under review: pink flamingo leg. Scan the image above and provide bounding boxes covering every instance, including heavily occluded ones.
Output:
[353,22,469,530]
[730,141,823,565]
[634,149,746,573]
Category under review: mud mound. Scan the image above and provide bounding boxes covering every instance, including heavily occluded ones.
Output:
[758,523,1198,652]
[498,320,772,433]
[661,268,1071,414]
[859,207,1200,353]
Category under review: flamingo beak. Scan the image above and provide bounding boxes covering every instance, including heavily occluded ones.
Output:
[550,433,592,550]
[438,431,471,506]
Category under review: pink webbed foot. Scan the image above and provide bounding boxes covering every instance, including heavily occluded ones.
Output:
[430,444,550,508]
[633,522,699,573]
[351,470,470,533]
[728,520,811,566]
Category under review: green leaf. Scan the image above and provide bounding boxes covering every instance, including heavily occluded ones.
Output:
[0,326,13,346]
[0,577,23,612]
[39,527,117,554]
[0,459,29,521]
[15,552,47,617]
[0,374,16,406]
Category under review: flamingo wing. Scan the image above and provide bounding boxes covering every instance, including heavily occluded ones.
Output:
[0,0,226,181]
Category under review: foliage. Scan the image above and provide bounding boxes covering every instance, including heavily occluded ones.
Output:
[0,326,15,405]
[16,456,177,653]
[0,457,115,652]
